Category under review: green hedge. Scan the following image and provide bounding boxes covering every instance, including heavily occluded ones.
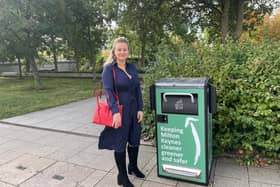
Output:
[142,40,280,162]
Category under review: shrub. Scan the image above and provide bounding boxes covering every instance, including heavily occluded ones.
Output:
[142,39,280,162]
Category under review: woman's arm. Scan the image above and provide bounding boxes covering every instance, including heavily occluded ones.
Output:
[134,66,143,112]
[135,73,144,123]
[102,64,120,114]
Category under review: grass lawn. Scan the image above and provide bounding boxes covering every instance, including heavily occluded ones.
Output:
[0,77,100,119]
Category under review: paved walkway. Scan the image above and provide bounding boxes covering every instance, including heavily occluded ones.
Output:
[0,98,279,187]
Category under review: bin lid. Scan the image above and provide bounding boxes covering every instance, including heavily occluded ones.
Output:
[155,77,210,88]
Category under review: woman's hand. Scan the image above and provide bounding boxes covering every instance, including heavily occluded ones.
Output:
[112,113,122,128]
[137,111,143,123]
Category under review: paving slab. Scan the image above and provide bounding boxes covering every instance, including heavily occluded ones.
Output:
[250,182,280,187]
[7,128,50,142]
[0,140,32,155]
[215,157,238,165]
[0,149,26,165]
[0,154,55,185]
[177,181,206,187]
[136,150,155,171]
[215,159,248,182]
[20,161,94,187]
[79,169,107,187]
[33,132,70,146]
[213,176,249,187]
[260,163,280,170]
[45,134,94,151]
[140,180,176,187]
[94,172,127,187]
[146,165,178,186]
[0,137,13,148]
[248,167,280,185]
[132,178,145,187]
[94,172,143,187]
[0,126,22,138]
[0,181,15,187]
[21,144,58,157]
[141,154,157,177]
[45,148,83,162]
[139,145,157,153]
[250,181,280,187]
[67,150,115,171]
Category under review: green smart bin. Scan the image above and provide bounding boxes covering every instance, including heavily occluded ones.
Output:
[151,77,216,186]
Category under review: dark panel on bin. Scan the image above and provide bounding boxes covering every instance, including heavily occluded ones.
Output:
[161,93,198,115]
[149,84,156,110]
[209,85,216,114]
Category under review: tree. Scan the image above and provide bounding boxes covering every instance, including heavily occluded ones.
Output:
[37,0,67,72]
[63,0,105,78]
[106,0,169,64]
[253,8,280,41]
[221,0,230,43]
[234,0,245,40]
[0,36,24,78]
[0,0,45,88]
[165,0,276,43]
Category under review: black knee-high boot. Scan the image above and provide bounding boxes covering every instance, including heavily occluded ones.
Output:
[127,146,145,178]
[114,151,134,187]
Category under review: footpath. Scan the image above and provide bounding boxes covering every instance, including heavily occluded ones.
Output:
[0,98,279,187]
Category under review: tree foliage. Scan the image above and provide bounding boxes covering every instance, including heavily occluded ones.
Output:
[256,8,280,41]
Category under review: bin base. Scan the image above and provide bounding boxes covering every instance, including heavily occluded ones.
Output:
[162,164,201,178]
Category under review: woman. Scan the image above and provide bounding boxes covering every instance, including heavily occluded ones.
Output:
[98,37,145,187]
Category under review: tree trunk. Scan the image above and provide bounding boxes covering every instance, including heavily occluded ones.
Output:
[17,56,22,78]
[91,56,97,80]
[234,0,244,40]
[74,48,79,72]
[86,25,97,80]
[50,34,58,72]
[139,31,146,66]
[89,50,97,80]
[140,41,145,65]
[26,56,42,89]
[26,60,30,72]
[221,0,230,44]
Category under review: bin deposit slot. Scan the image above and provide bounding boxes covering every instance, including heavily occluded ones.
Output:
[161,93,198,115]
[162,164,201,178]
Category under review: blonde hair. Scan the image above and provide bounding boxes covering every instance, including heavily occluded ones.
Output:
[104,37,129,65]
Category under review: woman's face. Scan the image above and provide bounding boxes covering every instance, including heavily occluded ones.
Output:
[114,42,129,62]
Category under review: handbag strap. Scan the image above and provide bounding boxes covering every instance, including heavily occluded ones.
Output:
[112,67,120,103]
[95,89,103,105]
[95,65,120,105]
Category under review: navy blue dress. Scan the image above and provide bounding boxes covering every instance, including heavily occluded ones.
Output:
[98,61,143,152]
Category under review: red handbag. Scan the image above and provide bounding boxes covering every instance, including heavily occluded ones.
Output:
[92,67,123,127]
